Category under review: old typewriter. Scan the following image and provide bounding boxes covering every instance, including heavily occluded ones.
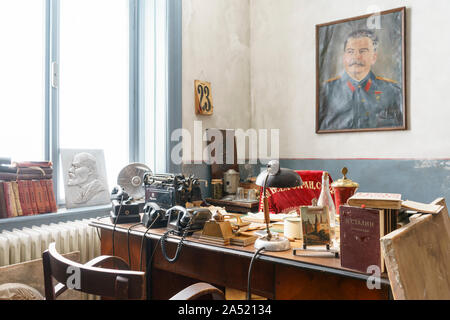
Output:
[142,172,207,228]
[144,173,206,208]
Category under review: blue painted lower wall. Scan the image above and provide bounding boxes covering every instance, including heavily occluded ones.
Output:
[183,159,450,206]
[279,159,450,205]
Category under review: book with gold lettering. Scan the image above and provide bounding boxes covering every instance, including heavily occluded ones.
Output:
[17,180,32,215]
[11,181,23,216]
[3,182,18,217]
[32,180,47,214]
[26,180,39,215]
[0,182,7,219]
[340,205,386,273]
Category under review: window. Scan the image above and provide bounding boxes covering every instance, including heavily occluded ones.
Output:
[0,0,176,209]
[0,0,45,161]
[59,0,130,195]
[143,0,168,174]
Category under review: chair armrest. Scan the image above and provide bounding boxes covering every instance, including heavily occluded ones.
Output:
[169,282,225,300]
[84,255,130,270]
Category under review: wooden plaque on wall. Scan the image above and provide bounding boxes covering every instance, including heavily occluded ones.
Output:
[205,128,239,180]
[195,80,214,115]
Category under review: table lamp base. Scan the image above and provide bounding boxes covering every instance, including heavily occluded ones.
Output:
[254,235,291,252]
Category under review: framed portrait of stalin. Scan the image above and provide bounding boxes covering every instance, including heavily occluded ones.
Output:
[316,7,406,133]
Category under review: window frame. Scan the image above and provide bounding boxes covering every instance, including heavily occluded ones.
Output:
[0,0,182,230]
[46,0,181,204]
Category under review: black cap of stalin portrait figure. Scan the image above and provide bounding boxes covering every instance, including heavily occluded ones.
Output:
[319,29,403,131]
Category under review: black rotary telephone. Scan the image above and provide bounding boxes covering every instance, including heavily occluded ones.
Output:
[160,206,211,263]
[142,202,168,228]
[166,206,211,236]
[110,186,141,224]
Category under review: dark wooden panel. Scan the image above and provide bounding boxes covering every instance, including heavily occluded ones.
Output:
[150,239,274,298]
[274,264,389,300]
[207,129,239,180]
[150,269,225,300]
[101,229,147,272]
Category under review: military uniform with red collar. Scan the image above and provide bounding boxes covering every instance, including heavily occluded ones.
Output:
[319,71,403,130]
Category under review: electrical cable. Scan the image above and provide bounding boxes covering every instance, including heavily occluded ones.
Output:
[146,232,164,299]
[148,235,163,267]
[126,222,142,267]
[160,218,194,263]
[160,230,188,263]
[139,215,160,271]
[95,227,101,242]
[246,247,265,300]
[111,194,124,257]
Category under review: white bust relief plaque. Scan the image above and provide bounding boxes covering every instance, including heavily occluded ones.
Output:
[61,149,110,209]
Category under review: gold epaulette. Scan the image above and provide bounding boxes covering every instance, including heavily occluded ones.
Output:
[326,76,341,83]
[375,76,398,84]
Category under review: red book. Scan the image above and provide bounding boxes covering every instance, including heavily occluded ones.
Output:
[11,181,23,216]
[45,179,58,213]
[40,180,51,213]
[0,183,7,219]
[32,180,47,214]
[26,180,39,215]
[3,182,18,217]
[17,180,32,215]
[340,205,386,273]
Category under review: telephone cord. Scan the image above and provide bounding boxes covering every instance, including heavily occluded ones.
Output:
[139,215,160,271]
[111,194,124,257]
[160,229,188,263]
[246,247,265,300]
[126,223,142,267]
[160,219,194,263]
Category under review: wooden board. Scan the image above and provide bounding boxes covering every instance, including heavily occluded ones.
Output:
[401,200,443,214]
[380,197,450,300]
[205,198,259,214]
[0,251,82,300]
[205,129,239,180]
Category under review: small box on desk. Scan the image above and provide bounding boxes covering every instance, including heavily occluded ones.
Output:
[110,200,141,224]
[340,205,398,273]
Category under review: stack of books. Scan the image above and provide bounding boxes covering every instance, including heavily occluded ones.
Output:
[0,160,57,219]
[340,192,402,273]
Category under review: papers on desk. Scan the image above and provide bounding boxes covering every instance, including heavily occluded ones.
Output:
[241,211,298,223]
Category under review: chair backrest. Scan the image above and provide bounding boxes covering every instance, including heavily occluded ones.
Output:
[42,242,146,300]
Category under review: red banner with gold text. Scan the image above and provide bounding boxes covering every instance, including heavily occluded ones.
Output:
[258,170,335,214]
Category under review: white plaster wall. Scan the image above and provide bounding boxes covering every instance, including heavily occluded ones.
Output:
[182,0,251,162]
[250,0,450,159]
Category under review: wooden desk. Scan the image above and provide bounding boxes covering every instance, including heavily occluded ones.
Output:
[90,217,391,300]
[205,198,259,214]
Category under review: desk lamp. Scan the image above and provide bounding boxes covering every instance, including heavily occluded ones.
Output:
[255,160,303,251]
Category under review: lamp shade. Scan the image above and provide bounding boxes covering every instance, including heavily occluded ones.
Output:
[256,161,303,188]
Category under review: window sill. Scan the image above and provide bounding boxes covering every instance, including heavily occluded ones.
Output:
[0,204,111,232]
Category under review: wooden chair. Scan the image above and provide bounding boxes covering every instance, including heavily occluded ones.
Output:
[42,242,224,300]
